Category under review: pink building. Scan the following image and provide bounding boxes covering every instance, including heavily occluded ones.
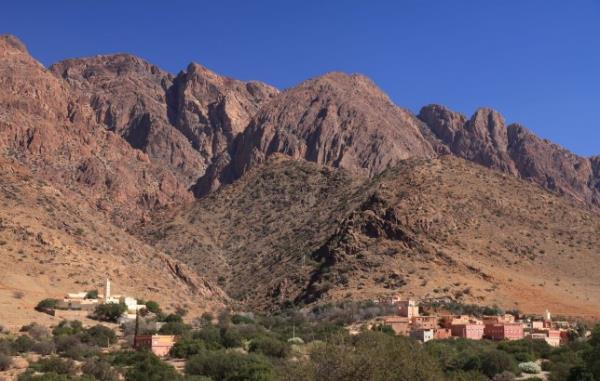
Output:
[451,324,485,340]
[485,323,524,341]
[411,315,438,330]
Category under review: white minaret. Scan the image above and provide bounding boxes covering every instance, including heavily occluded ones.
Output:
[105,278,111,300]
[544,309,551,321]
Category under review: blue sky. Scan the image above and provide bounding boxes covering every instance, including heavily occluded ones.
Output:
[2,1,598,156]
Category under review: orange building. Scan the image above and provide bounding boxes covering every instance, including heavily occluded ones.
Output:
[134,335,176,356]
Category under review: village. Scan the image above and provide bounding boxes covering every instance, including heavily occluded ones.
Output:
[40,280,583,357]
[374,297,568,347]
[0,278,597,381]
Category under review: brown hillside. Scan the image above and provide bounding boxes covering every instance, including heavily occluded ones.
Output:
[144,156,600,317]
[0,158,225,329]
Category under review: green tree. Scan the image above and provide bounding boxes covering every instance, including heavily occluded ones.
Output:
[144,301,161,314]
[185,350,274,381]
[249,336,290,358]
[93,303,127,322]
[84,325,117,348]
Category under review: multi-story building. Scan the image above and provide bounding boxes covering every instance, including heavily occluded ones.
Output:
[398,299,419,318]
[485,323,524,341]
[451,324,485,340]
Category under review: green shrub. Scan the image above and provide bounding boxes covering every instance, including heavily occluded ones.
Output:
[249,336,290,358]
[32,340,56,355]
[158,322,191,336]
[170,338,207,358]
[82,358,119,381]
[84,325,117,347]
[13,335,35,353]
[185,350,274,381]
[144,301,161,314]
[232,314,255,325]
[123,350,182,381]
[480,350,517,378]
[518,361,541,374]
[164,313,183,323]
[85,290,99,299]
[36,299,59,312]
[52,320,84,336]
[31,356,75,376]
[0,353,11,371]
[93,303,127,322]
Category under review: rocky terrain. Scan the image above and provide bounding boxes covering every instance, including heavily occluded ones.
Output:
[0,33,599,320]
[144,156,600,317]
[0,157,225,329]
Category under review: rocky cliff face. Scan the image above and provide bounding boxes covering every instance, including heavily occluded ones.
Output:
[419,104,600,209]
[50,56,278,188]
[194,72,436,194]
[0,35,191,225]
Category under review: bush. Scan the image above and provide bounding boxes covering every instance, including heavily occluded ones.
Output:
[31,356,75,376]
[94,303,127,322]
[281,331,444,381]
[144,301,161,314]
[122,350,182,381]
[480,350,517,378]
[232,315,255,325]
[0,353,11,371]
[52,320,84,337]
[158,322,191,336]
[22,323,51,340]
[32,340,56,355]
[249,336,290,358]
[185,350,274,381]
[82,358,119,381]
[163,313,184,323]
[36,299,59,312]
[13,335,35,353]
[85,290,99,299]
[170,338,207,358]
[518,362,541,374]
[84,325,117,348]
[192,326,223,349]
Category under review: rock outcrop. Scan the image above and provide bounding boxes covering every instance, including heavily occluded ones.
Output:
[0,35,191,225]
[419,104,600,208]
[195,72,436,194]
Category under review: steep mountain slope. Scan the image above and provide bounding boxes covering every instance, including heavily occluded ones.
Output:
[0,158,225,329]
[419,104,600,209]
[142,156,366,309]
[50,56,278,190]
[0,35,191,226]
[144,156,600,317]
[194,72,436,195]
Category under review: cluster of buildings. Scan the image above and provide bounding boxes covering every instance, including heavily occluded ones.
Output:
[377,298,567,346]
[58,278,146,322]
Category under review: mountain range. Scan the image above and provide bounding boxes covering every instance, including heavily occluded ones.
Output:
[1,34,599,325]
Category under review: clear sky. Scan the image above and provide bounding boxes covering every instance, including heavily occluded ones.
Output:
[2,1,598,156]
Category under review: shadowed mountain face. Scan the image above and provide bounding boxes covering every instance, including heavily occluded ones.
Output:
[1,34,599,316]
[418,104,600,208]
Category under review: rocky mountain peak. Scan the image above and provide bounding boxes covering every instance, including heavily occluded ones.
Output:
[0,34,28,55]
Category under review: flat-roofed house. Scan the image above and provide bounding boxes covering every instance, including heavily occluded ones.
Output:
[382,316,410,336]
[485,323,524,341]
[451,324,485,340]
